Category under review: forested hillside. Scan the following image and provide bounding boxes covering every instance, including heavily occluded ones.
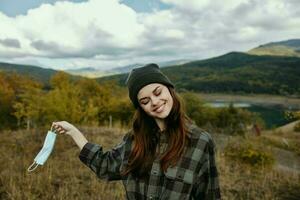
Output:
[99,52,300,96]
[248,39,300,57]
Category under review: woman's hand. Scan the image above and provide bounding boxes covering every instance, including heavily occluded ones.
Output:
[51,121,80,136]
[51,121,88,149]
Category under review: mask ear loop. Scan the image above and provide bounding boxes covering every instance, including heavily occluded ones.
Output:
[51,124,55,133]
[27,161,39,172]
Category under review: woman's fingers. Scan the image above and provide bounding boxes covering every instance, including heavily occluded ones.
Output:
[51,121,77,136]
[51,122,67,134]
[58,129,66,134]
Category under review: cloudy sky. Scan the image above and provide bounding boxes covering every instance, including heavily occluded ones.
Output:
[0,0,299,70]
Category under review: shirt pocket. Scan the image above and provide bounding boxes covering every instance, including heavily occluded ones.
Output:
[165,166,195,184]
[161,166,195,199]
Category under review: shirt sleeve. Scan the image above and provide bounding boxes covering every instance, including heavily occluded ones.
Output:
[78,132,132,181]
[192,135,221,200]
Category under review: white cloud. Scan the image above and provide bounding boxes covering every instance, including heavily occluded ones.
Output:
[0,0,300,69]
[158,0,300,52]
[0,0,144,59]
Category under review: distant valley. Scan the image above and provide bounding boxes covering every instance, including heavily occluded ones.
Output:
[64,59,190,78]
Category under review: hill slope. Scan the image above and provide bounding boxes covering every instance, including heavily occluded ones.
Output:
[98,52,300,96]
[248,39,300,57]
[0,62,83,85]
[0,62,59,84]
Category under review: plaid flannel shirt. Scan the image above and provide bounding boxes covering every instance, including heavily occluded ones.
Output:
[79,122,221,200]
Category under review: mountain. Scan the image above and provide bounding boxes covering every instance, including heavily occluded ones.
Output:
[63,64,143,78]
[0,59,190,82]
[158,59,192,67]
[248,39,300,57]
[97,52,300,96]
[0,62,84,86]
[65,67,108,78]
[64,59,190,78]
[0,62,59,84]
[104,63,143,75]
[2,39,300,96]
[104,60,190,75]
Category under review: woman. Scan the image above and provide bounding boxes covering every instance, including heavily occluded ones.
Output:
[52,63,221,199]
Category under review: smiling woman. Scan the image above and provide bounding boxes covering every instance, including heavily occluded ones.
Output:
[138,83,174,121]
[52,63,221,200]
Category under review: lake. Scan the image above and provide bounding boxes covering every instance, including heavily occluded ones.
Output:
[205,101,293,129]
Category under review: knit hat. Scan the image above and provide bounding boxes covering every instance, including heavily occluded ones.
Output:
[125,63,174,108]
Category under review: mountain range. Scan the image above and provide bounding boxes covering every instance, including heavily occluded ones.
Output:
[98,51,300,95]
[0,39,299,95]
[64,59,190,78]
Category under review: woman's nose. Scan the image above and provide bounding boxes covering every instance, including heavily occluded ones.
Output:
[151,96,160,106]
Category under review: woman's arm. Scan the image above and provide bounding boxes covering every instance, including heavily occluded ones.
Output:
[78,134,131,181]
[52,121,88,150]
[52,121,131,181]
[70,130,88,150]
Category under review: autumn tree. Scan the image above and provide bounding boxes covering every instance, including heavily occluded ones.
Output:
[43,72,82,125]
[0,72,16,129]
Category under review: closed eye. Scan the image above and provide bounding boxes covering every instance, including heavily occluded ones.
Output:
[139,86,161,105]
[141,100,149,105]
[155,90,161,96]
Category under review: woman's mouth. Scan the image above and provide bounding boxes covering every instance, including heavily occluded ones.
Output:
[154,102,165,113]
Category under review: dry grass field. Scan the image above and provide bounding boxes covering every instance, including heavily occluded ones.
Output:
[0,126,299,200]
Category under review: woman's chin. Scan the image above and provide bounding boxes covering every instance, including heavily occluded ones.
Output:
[153,110,171,119]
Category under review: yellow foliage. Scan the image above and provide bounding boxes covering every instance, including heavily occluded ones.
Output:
[224,139,275,168]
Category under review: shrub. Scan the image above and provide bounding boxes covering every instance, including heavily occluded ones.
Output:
[224,140,275,168]
[294,121,300,132]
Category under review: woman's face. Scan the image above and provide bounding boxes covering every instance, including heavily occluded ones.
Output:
[137,83,173,119]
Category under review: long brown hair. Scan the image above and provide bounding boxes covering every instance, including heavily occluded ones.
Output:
[122,87,191,178]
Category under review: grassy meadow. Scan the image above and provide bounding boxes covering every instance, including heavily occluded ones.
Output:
[0,125,299,200]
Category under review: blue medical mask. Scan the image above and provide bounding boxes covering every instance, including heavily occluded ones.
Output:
[28,130,57,172]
